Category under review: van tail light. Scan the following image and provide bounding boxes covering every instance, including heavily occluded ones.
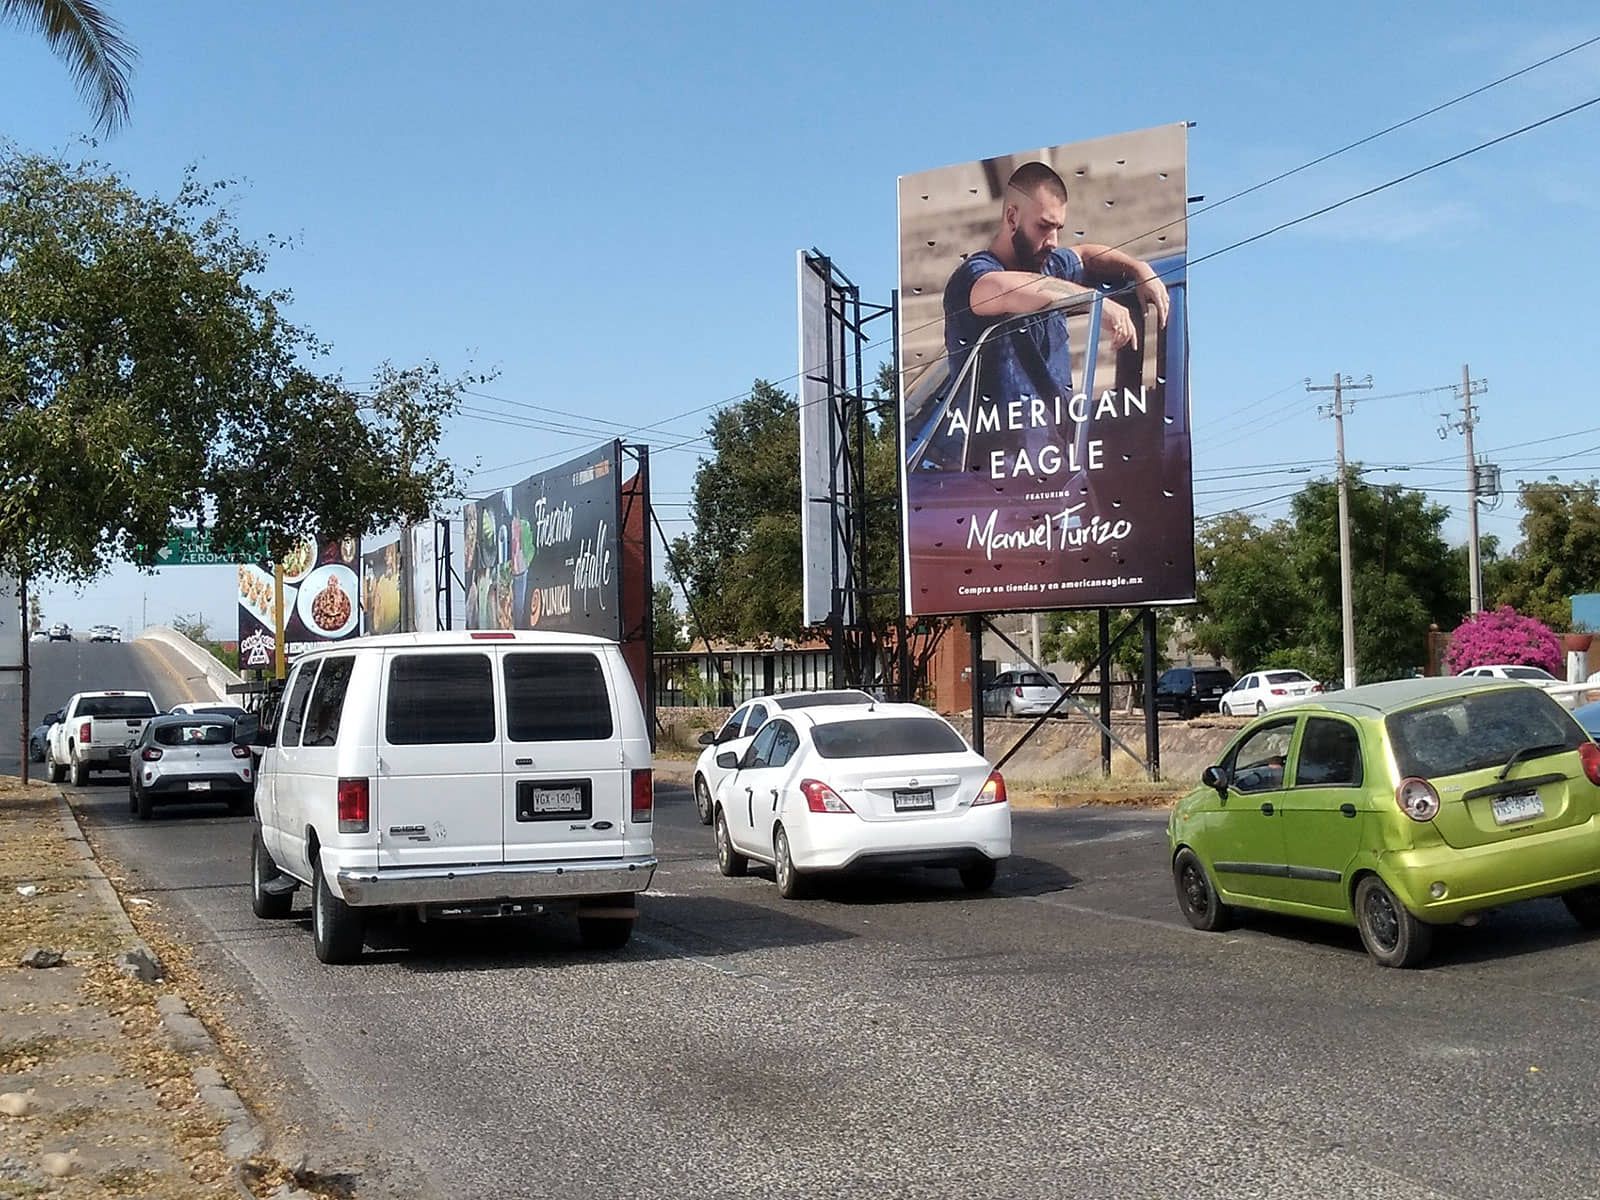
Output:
[1395,776,1440,822]
[631,769,653,822]
[337,777,370,834]
[140,747,163,762]
[79,722,92,743]
[800,779,853,813]
[231,744,252,759]
[1580,742,1600,786]
[974,771,1007,806]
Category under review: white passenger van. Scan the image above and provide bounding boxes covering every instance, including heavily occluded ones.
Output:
[244,631,656,963]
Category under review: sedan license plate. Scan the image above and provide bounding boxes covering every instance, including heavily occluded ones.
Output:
[893,788,935,813]
[188,781,211,792]
[1492,792,1544,825]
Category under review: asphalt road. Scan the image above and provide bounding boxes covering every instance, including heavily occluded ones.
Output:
[37,640,1600,1199]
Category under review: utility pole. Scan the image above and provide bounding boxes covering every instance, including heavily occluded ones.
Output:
[1308,373,1372,689]
[1443,365,1490,613]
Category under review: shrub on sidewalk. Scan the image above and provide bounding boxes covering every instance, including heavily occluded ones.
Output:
[1442,606,1562,676]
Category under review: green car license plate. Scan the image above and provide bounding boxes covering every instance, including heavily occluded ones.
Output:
[1492,792,1544,825]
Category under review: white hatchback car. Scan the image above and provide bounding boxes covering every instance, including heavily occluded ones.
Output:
[690,689,873,824]
[709,702,1009,897]
[128,714,254,819]
[1219,669,1322,716]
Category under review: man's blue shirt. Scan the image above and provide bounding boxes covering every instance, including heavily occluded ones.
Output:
[943,247,1085,408]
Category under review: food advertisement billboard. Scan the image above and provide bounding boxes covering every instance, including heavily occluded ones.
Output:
[897,123,1194,615]
[360,538,403,636]
[463,442,622,639]
[237,534,361,669]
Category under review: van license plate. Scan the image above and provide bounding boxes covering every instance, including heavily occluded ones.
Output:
[893,789,935,812]
[516,780,592,821]
[1492,792,1543,825]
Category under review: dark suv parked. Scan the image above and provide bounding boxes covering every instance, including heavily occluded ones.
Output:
[1153,667,1236,719]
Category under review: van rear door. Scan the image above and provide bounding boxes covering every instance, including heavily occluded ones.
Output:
[498,648,628,862]
[376,649,504,868]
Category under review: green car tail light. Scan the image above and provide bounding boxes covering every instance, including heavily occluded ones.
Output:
[1580,742,1600,786]
[1396,776,1441,822]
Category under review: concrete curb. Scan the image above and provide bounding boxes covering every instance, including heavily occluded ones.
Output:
[136,624,243,700]
[54,789,269,1169]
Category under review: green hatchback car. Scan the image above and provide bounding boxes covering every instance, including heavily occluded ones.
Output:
[1168,676,1600,967]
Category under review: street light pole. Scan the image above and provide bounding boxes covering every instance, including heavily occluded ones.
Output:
[1308,373,1372,689]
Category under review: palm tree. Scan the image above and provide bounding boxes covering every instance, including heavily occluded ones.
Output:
[3,0,135,134]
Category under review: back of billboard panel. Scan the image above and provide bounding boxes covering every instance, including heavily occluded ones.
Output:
[897,123,1195,616]
[797,251,852,627]
[463,442,622,638]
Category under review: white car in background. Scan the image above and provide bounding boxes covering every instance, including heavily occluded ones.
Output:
[690,689,872,825]
[1458,663,1580,709]
[1218,669,1322,716]
[709,702,1009,898]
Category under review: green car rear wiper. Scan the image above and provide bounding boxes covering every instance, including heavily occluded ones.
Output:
[1497,741,1571,781]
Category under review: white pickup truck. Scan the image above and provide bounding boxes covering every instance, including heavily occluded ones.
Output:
[46,691,160,786]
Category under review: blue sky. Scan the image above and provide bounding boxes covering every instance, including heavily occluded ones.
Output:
[5,1,1599,633]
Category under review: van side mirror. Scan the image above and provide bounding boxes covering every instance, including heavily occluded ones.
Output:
[233,714,266,747]
[715,751,739,770]
[1201,765,1230,795]
[697,730,717,746]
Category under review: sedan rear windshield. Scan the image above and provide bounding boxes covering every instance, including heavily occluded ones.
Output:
[78,695,158,718]
[1265,671,1310,684]
[1387,688,1585,779]
[1502,666,1556,681]
[811,717,967,759]
[773,691,874,710]
[154,722,232,747]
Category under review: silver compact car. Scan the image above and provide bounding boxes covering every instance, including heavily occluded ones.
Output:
[129,715,254,819]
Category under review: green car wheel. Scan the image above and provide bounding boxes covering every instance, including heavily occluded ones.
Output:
[1355,875,1433,968]
[1173,848,1234,932]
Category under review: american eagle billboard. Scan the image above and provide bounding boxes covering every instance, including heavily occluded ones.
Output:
[897,123,1194,615]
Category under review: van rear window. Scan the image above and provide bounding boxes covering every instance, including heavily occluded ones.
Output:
[386,654,495,745]
[505,653,613,741]
[811,717,967,759]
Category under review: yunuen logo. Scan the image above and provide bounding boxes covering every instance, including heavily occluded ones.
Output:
[528,583,573,627]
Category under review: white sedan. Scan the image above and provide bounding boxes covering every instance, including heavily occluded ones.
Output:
[1218,669,1322,716]
[709,702,1009,898]
[1459,664,1580,709]
[690,689,872,825]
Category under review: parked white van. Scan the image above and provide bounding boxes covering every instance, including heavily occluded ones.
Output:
[244,630,657,963]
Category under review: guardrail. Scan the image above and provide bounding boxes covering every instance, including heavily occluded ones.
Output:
[135,626,242,702]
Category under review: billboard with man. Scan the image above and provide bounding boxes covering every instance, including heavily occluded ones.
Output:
[897,123,1194,616]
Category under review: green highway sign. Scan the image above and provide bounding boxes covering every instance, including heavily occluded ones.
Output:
[153,528,267,567]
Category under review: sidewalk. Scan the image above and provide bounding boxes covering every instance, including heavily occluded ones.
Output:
[0,779,304,1200]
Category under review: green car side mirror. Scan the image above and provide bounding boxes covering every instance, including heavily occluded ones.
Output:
[1201,765,1230,795]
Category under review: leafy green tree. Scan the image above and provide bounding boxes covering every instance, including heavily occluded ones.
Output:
[0,149,467,583]
[3,0,136,134]
[1041,608,1173,690]
[651,581,686,652]
[1491,482,1600,629]
[1189,511,1304,670]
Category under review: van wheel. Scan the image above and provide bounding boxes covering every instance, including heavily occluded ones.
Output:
[69,758,87,788]
[715,809,747,877]
[1355,875,1432,968]
[773,826,808,900]
[311,862,365,964]
[578,915,635,950]
[1173,847,1234,932]
[693,775,714,826]
[251,828,294,919]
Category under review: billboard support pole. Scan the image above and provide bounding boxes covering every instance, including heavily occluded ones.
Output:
[622,443,656,750]
[273,565,286,681]
[1142,609,1161,781]
[435,517,452,632]
[1098,609,1113,777]
[18,565,29,787]
[968,614,985,756]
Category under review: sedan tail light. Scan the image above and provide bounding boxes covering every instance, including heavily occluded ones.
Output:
[631,769,654,823]
[79,721,92,743]
[1270,688,1287,696]
[800,779,853,813]
[140,747,163,762]
[337,777,370,834]
[1580,742,1600,787]
[973,771,1007,806]
[1395,776,1440,822]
